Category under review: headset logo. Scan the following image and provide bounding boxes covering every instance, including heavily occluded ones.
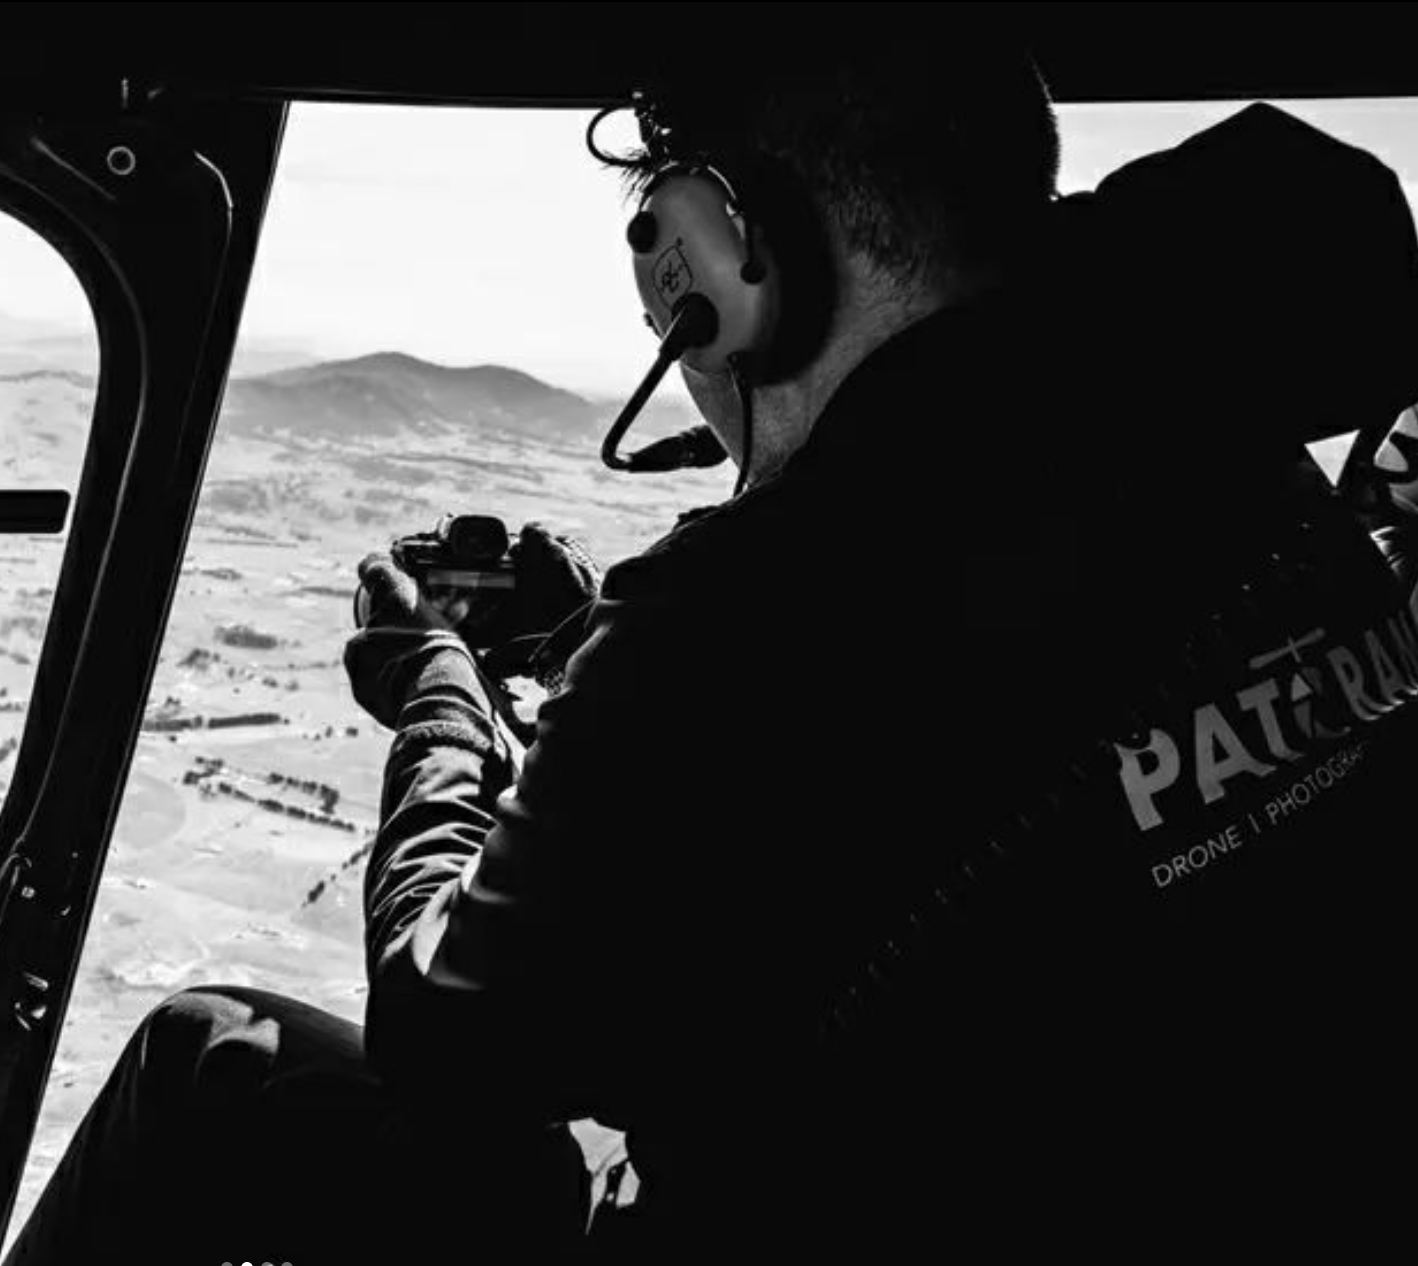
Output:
[653,240,693,305]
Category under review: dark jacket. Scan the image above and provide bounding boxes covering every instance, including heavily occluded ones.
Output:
[360,292,1417,1256]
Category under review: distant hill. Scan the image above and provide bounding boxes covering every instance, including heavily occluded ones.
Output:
[2,344,705,460]
[224,351,701,446]
[229,341,323,378]
[0,331,99,379]
[0,369,97,485]
[226,352,599,442]
[0,308,82,344]
[0,310,314,380]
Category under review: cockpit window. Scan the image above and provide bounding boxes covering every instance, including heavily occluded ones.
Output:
[0,216,97,812]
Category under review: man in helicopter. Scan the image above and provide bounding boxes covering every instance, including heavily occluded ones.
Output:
[9,23,1416,1266]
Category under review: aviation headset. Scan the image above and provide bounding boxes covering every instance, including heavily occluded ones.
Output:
[588,90,836,493]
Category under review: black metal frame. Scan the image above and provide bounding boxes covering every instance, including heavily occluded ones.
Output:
[7,3,1418,107]
[0,91,286,1240]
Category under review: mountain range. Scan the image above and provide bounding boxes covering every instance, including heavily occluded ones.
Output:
[224,351,701,445]
[3,367,699,465]
[0,311,700,447]
[2,314,727,569]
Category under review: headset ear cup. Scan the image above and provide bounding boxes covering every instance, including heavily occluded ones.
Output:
[624,157,831,380]
[739,158,836,384]
[630,168,779,371]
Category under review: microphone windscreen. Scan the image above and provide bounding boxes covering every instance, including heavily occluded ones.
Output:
[626,425,728,471]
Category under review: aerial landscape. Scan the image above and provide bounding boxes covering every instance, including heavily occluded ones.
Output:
[0,316,727,1236]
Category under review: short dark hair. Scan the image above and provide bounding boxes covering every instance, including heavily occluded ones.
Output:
[618,33,1060,288]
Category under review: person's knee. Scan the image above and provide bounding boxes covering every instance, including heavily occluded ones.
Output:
[128,986,280,1114]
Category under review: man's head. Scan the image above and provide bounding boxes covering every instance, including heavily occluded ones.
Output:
[626,32,1059,291]
[612,30,1060,481]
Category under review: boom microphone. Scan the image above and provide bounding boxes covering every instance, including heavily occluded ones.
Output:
[601,292,719,471]
[620,424,727,472]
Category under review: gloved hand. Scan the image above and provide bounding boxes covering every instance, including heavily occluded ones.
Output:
[345,552,480,729]
[475,523,601,681]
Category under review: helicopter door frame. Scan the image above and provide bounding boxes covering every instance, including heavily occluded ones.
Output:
[0,87,287,1241]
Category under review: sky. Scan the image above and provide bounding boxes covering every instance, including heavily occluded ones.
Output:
[2,98,1417,399]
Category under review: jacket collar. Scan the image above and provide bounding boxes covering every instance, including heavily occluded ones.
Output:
[782,288,1019,481]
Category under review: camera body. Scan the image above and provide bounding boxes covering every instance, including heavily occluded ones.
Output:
[355,514,516,643]
[392,513,516,592]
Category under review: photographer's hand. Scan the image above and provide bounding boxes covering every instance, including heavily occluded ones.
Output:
[476,523,601,682]
[345,553,476,729]
[355,551,453,632]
